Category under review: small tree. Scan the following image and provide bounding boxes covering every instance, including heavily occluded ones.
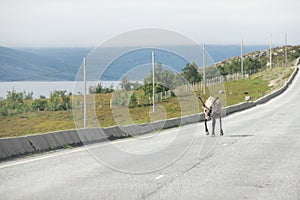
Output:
[49,90,71,111]
[6,89,24,110]
[129,93,138,108]
[24,91,33,100]
[32,95,48,111]
[143,63,176,99]
[182,63,202,84]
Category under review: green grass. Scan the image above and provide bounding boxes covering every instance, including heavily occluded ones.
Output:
[0,67,295,138]
[225,78,270,105]
[225,67,294,105]
[0,111,75,138]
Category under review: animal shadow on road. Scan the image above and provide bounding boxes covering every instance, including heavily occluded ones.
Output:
[226,135,254,138]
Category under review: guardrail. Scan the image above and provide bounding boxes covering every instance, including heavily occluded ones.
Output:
[0,66,298,161]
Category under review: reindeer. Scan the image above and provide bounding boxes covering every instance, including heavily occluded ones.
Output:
[198,95,224,137]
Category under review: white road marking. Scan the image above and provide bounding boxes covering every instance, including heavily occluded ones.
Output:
[155,175,164,180]
[0,148,85,169]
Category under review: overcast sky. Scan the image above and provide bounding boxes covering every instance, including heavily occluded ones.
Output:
[0,0,299,47]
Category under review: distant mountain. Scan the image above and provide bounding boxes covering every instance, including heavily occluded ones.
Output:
[0,45,269,81]
[18,47,91,71]
[0,46,86,81]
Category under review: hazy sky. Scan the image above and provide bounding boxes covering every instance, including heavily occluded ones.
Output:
[0,0,299,47]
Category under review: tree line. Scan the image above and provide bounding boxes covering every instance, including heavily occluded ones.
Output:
[0,59,250,116]
[0,89,72,117]
[216,57,265,78]
[142,62,201,98]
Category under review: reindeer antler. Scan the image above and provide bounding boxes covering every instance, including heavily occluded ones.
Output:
[197,95,205,106]
[198,95,210,110]
[213,97,219,106]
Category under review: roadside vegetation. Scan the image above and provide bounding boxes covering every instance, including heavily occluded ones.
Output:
[0,45,299,138]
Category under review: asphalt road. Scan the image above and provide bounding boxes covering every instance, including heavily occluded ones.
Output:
[1,68,300,200]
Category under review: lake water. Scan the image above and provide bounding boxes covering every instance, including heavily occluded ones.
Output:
[0,81,120,98]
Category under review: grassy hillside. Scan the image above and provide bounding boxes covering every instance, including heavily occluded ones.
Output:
[0,66,295,138]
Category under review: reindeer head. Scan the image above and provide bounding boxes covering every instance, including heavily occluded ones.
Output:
[203,105,212,120]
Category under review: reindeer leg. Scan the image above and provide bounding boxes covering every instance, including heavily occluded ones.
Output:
[204,119,209,135]
[211,116,216,137]
[219,116,224,136]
